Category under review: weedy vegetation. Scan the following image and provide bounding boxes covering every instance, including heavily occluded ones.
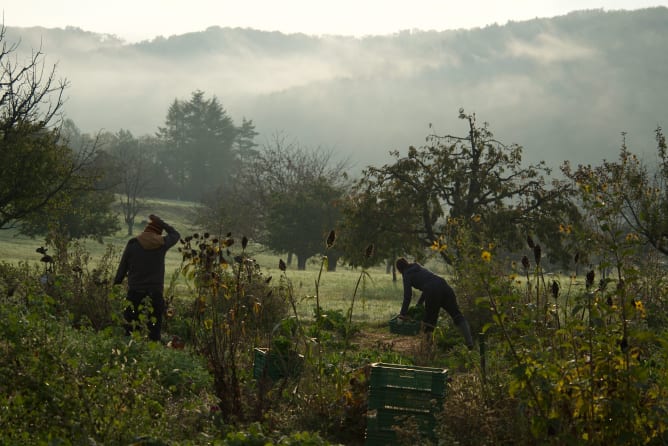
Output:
[1,195,668,445]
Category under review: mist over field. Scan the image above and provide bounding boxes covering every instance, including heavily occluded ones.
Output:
[6,7,668,172]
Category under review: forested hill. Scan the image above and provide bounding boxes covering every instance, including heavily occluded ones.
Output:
[5,7,668,171]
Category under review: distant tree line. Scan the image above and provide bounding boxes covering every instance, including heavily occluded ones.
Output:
[0,23,352,270]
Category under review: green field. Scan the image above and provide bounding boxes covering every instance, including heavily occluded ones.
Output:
[0,198,412,324]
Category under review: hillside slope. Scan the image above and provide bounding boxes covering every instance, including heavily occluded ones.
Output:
[4,7,668,171]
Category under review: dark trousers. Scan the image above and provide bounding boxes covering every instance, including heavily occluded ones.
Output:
[124,289,165,341]
[421,281,463,332]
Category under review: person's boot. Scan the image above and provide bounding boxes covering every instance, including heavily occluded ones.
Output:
[455,317,474,350]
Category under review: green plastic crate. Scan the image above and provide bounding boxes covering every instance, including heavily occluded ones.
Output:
[368,362,448,396]
[253,347,303,380]
[388,316,421,335]
[366,363,447,445]
[368,387,444,412]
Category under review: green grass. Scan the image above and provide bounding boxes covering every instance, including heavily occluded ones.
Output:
[0,198,408,324]
[0,197,581,326]
[269,266,404,323]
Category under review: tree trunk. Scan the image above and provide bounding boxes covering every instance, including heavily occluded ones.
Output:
[327,254,338,272]
[297,255,307,270]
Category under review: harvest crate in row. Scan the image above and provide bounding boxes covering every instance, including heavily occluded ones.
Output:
[365,362,448,445]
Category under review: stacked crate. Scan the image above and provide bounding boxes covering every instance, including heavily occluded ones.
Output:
[365,362,448,445]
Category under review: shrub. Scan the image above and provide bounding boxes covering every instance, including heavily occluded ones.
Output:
[0,293,218,445]
[178,233,290,421]
[37,239,121,330]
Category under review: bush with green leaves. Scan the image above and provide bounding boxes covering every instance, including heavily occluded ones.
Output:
[218,423,334,445]
[0,290,217,445]
[451,241,667,443]
[36,236,122,330]
[0,260,43,305]
[426,192,668,445]
[309,308,360,342]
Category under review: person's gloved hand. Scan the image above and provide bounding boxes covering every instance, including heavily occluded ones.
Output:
[149,214,165,229]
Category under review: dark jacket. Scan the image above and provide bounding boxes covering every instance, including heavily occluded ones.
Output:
[400,263,446,315]
[113,222,180,293]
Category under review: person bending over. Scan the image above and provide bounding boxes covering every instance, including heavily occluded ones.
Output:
[396,257,473,349]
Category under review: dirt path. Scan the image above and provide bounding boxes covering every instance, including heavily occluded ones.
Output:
[351,328,425,357]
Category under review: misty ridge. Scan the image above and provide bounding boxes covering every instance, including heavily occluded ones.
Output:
[5,7,668,173]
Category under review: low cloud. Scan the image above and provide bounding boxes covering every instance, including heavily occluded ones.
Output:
[505,32,597,63]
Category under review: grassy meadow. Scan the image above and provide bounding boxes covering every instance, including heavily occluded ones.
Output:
[0,198,412,324]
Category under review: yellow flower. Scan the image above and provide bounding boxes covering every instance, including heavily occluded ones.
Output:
[481,250,492,262]
[204,319,213,330]
[430,238,447,252]
[625,232,639,242]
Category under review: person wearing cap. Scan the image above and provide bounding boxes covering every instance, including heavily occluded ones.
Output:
[395,257,474,349]
[114,214,180,341]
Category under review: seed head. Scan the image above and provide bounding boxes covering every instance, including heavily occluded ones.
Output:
[326,229,336,248]
[586,270,595,289]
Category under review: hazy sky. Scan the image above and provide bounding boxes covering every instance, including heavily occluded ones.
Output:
[4,0,668,42]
